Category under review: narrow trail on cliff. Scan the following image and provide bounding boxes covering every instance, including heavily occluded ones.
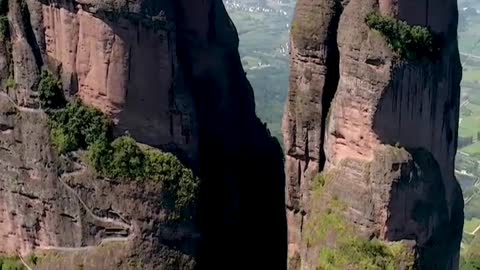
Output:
[17,253,33,270]
[58,165,132,229]
[37,237,129,252]
[0,91,133,252]
[34,167,133,252]
[1,91,132,228]
[0,92,43,113]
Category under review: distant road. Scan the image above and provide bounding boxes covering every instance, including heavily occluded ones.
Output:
[461,52,480,59]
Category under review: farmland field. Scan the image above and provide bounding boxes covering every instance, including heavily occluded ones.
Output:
[463,142,480,156]
[465,218,480,234]
[226,0,294,140]
[225,0,480,267]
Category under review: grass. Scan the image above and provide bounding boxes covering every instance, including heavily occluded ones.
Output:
[0,256,24,270]
[458,85,480,141]
[463,142,480,156]
[241,56,262,69]
[463,69,480,83]
[466,194,480,220]
[465,218,480,234]
[304,172,415,269]
[6,77,16,91]
[459,113,480,138]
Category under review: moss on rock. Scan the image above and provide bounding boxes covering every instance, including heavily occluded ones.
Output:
[0,256,24,270]
[365,12,441,61]
[305,170,416,269]
[47,97,198,220]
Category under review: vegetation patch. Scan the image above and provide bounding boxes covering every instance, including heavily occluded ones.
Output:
[88,136,199,219]
[5,76,16,91]
[38,70,66,109]
[26,254,39,266]
[0,256,25,270]
[318,237,415,270]
[49,101,111,154]
[365,12,441,60]
[462,141,480,157]
[461,233,480,270]
[465,218,480,234]
[0,15,9,41]
[305,172,415,269]
[47,89,198,219]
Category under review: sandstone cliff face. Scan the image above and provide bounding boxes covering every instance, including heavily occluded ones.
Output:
[4,0,197,160]
[284,0,463,269]
[0,0,286,269]
[0,93,198,269]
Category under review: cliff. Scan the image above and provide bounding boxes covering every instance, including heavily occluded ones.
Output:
[284,0,464,269]
[0,0,286,269]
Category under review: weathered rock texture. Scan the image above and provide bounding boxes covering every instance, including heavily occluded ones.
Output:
[4,0,197,160]
[0,94,198,269]
[0,0,287,269]
[284,0,463,269]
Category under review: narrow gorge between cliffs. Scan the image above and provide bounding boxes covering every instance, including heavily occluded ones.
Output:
[0,0,475,269]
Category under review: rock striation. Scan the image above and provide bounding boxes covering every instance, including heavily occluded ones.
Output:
[0,0,286,269]
[4,0,198,160]
[0,93,198,269]
[284,0,463,269]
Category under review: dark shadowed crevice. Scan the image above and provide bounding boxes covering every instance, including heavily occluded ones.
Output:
[19,0,42,69]
[174,1,287,269]
[318,2,343,170]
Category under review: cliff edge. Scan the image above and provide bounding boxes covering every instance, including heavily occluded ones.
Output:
[284,0,463,269]
[0,0,287,269]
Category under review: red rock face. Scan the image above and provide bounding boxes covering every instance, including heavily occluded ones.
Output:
[0,0,287,268]
[284,0,463,268]
[0,96,198,269]
[6,1,198,160]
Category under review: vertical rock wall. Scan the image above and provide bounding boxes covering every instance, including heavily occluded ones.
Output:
[284,0,463,269]
[3,0,198,161]
[0,0,287,269]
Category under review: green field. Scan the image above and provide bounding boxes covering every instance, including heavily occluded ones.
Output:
[463,69,480,83]
[459,114,480,138]
[465,190,480,220]
[463,142,480,156]
[459,67,480,144]
[228,5,292,141]
[459,11,480,55]
[465,218,480,234]
[241,56,262,69]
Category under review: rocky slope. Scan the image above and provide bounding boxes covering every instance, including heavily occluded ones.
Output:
[284,0,463,269]
[0,0,286,269]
